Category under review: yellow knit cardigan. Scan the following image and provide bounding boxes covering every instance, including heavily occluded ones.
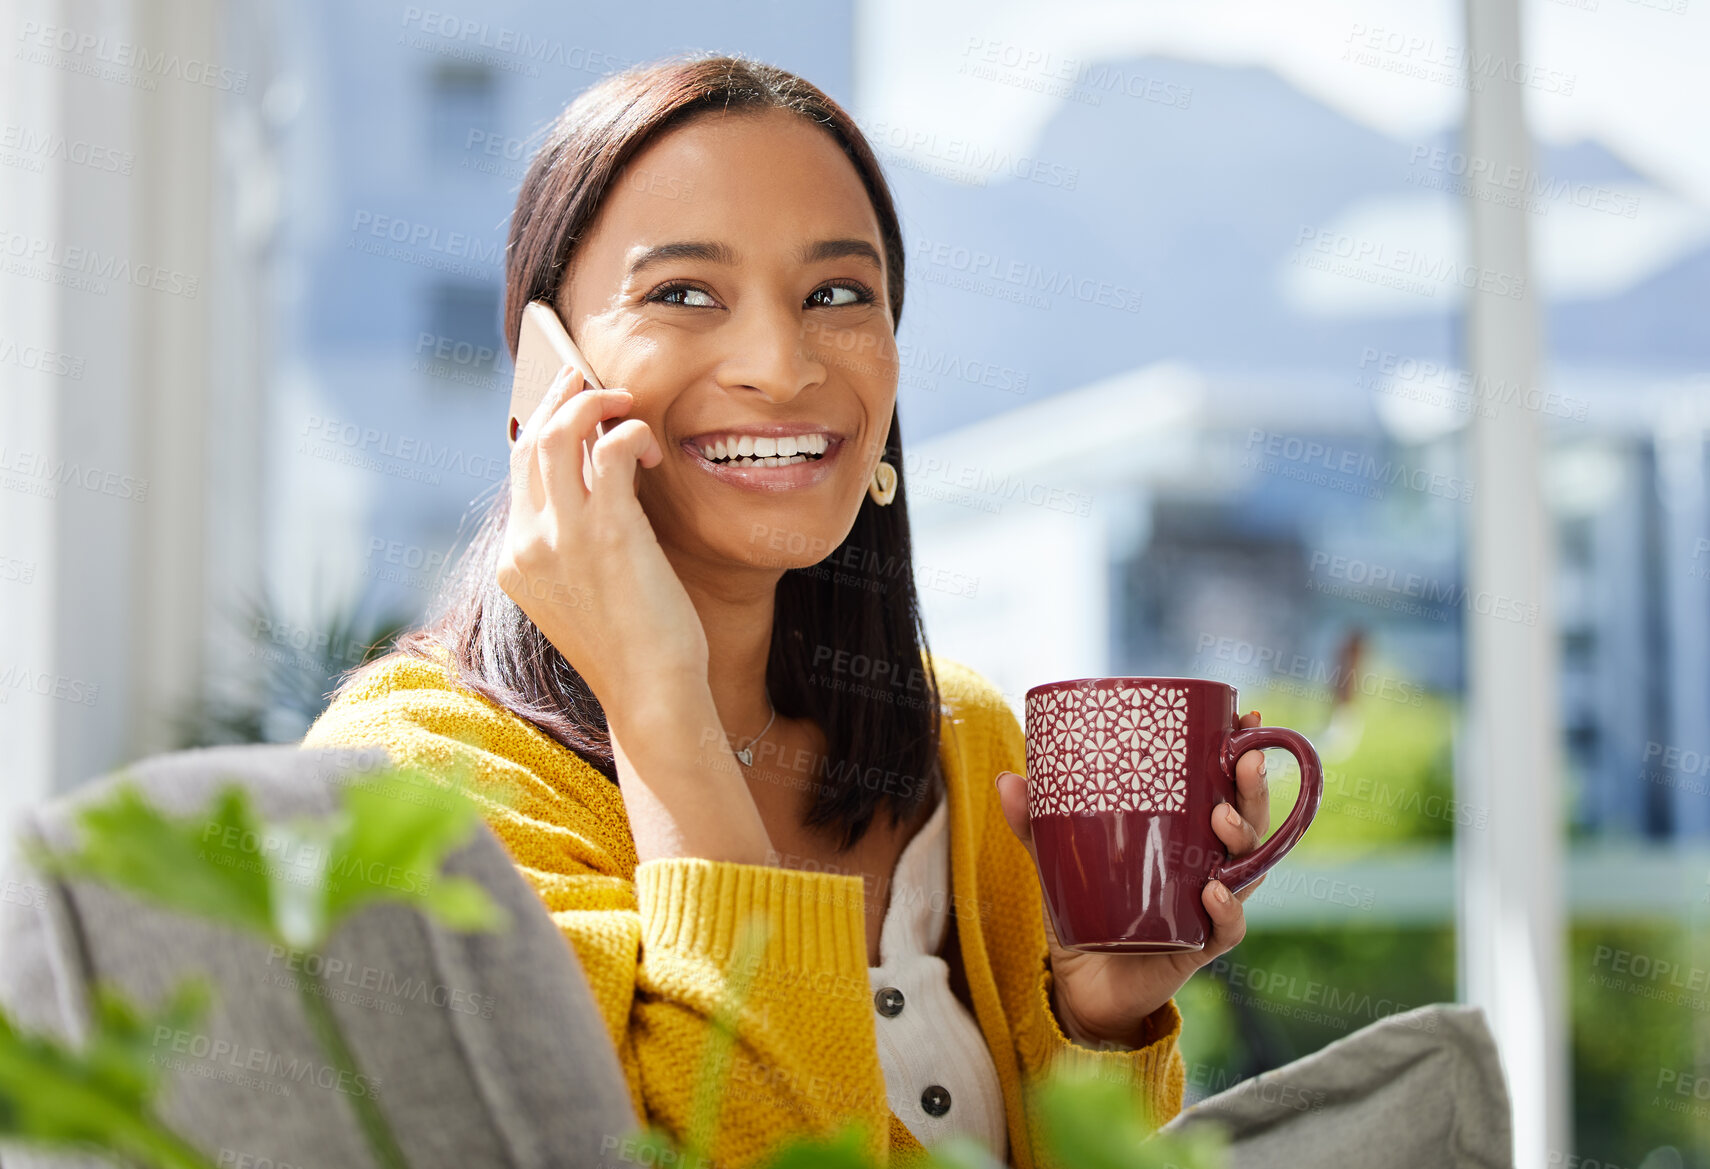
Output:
[302,642,1184,1167]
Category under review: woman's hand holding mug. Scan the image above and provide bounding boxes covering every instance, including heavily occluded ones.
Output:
[498,363,771,865]
[997,678,1323,1049]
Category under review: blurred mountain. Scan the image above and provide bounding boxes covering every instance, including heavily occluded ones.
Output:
[885,56,1709,440]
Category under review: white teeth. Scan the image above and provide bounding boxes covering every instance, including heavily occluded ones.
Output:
[694,433,831,466]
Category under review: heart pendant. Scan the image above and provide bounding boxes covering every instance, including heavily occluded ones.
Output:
[736,747,753,766]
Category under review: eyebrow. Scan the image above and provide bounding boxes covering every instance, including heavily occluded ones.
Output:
[625,237,884,279]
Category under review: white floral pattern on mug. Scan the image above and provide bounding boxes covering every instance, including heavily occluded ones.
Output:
[1026,684,1189,816]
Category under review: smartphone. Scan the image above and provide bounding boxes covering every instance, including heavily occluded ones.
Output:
[508,300,605,446]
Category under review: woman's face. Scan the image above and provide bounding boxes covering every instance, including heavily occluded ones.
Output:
[559,107,899,574]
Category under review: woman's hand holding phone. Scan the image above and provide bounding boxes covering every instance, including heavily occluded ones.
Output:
[498,363,772,866]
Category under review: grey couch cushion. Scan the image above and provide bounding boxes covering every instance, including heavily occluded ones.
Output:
[0,744,638,1169]
[1161,1003,1513,1169]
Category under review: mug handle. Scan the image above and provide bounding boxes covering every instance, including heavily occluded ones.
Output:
[1212,726,1323,894]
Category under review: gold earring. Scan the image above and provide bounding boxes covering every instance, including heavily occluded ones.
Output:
[867,459,898,506]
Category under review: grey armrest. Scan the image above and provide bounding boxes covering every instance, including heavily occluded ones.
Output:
[0,744,638,1169]
[1161,1003,1514,1169]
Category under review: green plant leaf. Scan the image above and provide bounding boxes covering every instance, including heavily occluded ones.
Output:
[759,1123,877,1169]
[685,914,769,1165]
[31,783,276,941]
[919,1135,1005,1168]
[33,763,508,957]
[0,984,219,1169]
[1033,1066,1227,1169]
[321,763,508,937]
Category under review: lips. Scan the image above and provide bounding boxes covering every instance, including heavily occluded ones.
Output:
[679,433,845,492]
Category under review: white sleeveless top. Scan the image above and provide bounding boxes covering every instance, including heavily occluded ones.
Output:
[867,794,1009,1160]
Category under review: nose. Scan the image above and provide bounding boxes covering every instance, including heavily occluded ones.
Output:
[712,296,826,405]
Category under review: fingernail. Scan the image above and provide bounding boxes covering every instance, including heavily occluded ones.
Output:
[1210,881,1232,905]
[1257,756,1268,779]
[1223,804,1242,828]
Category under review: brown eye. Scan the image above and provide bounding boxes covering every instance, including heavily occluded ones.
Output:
[808,282,872,308]
[651,283,718,308]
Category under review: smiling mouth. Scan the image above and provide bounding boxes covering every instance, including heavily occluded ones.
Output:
[691,434,835,468]
[680,433,845,490]
[702,450,827,468]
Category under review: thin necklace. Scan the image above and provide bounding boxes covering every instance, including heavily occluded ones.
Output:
[732,691,777,768]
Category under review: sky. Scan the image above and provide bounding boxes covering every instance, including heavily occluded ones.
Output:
[855,0,1710,208]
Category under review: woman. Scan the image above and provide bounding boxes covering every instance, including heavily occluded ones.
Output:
[304,53,1271,1169]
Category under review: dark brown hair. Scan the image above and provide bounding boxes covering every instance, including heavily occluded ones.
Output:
[345,54,941,850]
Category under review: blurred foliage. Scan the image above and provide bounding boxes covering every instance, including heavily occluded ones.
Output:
[1241,658,1459,858]
[172,585,415,749]
[31,764,506,952]
[1569,921,1710,1169]
[0,983,218,1169]
[7,763,507,1169]
[1175,923,1457,1095]
[1184,652,1705,1168]
[625,914,1228,1169]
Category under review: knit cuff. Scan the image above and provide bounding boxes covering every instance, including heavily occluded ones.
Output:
[1019,966,1184,1129]
[634,857,869,975]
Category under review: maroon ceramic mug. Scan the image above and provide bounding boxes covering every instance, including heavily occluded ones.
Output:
[1023,677,1323,953]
